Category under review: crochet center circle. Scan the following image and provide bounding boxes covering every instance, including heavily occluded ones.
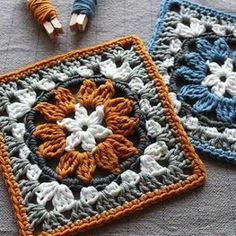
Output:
[25,77,147,188]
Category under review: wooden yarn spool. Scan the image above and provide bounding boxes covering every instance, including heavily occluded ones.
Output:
[27,0,63,38]
[70,0,97,32]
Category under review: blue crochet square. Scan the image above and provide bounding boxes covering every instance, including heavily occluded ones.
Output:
[148,0,236,163]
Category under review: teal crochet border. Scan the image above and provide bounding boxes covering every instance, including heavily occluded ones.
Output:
[148,0,236,164]
[148,0,236,54]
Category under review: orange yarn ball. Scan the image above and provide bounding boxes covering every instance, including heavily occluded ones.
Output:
[27,0,57,25]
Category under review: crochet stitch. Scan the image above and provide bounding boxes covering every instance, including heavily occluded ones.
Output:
[0,36,205,236]
[148,0,236,163]
[33,80,139,183]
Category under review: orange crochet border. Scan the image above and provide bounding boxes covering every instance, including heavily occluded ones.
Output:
[0,35,206,236]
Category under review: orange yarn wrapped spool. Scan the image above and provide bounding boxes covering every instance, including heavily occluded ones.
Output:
[27,0,63,38]
[27,0,57,25]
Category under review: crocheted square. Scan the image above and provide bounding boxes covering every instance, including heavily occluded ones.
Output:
[148,0,236,163]
[0,36,205,236]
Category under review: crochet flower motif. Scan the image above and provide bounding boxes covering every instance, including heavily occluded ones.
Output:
[175,18,206,38]
[34,80,139,183]
[177,37,236,123]
[58,104,112,152]
[99,59,132,81]
[202,58,236,97]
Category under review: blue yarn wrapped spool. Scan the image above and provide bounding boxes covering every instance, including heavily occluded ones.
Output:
[72,0,97,16]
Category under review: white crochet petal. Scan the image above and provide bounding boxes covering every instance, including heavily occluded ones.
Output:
[36,182,58,206]
[99,59,132,81]
[146,120,162,138]
[104,182,121,197]
[7,103,31,119]
[223,128,236,142]
[163,74,170,84]
[212,24,226,36]
[74,104,89,120]
[144,142,168,161]
[226,74,236,96]
[169,92,181,114]
[205,127,219,138]
[175,18,205,37]
[88,124,112,140]
[222,58,233,72]
[36,182,74,213]
[52,184,75,212]
[227,72,236,80]
[129,77,144,93]
[233,29,236,38]
[211,81,226,97]
[88,105,104,125]
[140,155,167,176]
[77,66,94,78]
[14,88,36,105]
[182,116,199,130]
[80,186,99,205]
[26,164,42,181]
[175,23,193,37]
[201,74,219,87]
[81,132,97,152]
[56,73,69,81]
[139,99,152,114]
[65,131,83,151]
[99,59,117,78]
[36,78,55,91]
[169,39,182,53]
[121,170,140,185]
[19,146,31,159]
[112,62,132,80]
[190,18,206,35]
[11,123,26,140]
[207,61,222,74]
[58,118,81,132]
[162,57,174,68]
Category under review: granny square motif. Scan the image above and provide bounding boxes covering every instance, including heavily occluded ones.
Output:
[0,36,205,236]
[149,0,236,163]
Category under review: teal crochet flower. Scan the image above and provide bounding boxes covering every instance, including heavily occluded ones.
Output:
[177,37,236,123]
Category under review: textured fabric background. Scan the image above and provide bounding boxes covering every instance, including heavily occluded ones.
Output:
[0,0,235,235]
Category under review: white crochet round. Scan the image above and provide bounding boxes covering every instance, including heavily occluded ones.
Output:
[57,104,112,152]
[202,58,236,97]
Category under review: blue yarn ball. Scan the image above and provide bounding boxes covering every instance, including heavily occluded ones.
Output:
[72,0,97,16]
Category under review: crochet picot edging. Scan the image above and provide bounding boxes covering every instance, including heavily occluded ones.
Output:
[148,0,236,163]
[0,35,205,236]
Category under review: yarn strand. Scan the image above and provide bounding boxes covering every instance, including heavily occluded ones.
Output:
[72,0,97,16]
[27,0,58,25]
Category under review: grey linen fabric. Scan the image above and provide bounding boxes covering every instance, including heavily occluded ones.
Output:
[0,0,235,235]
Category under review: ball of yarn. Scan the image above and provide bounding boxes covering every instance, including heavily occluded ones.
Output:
[72,0,97,16]
[27,0,57,25]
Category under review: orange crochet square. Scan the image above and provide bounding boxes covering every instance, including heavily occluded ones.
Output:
[0,35,205,236]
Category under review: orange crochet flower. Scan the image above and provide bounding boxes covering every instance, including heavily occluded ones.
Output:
[34,80,139,184]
